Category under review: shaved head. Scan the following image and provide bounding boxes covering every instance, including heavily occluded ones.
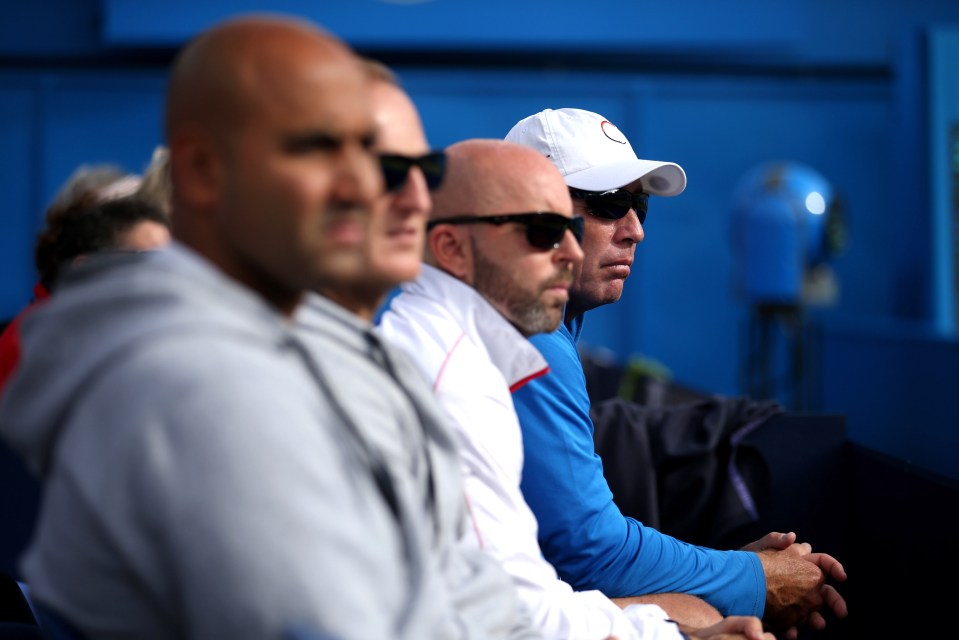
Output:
[426,139,581,335]
[163,15,382,315]
[430,139,571,224]
[165,15,353,143]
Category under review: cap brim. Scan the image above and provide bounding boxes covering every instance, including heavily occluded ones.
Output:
[564,160,687,196]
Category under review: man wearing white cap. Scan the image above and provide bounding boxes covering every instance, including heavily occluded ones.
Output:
[505,108,849,636]
[379,137,775,640]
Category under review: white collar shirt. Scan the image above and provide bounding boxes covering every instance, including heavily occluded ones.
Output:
[379,264,683,640]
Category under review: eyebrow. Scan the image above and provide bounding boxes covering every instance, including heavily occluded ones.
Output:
[282,128,377,153]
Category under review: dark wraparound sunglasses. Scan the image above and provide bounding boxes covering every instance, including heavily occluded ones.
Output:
[379,151,447,192]
[568,187,649,225]
[427,212,584,250]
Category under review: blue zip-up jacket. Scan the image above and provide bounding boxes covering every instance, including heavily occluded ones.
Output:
[512,315,766,618]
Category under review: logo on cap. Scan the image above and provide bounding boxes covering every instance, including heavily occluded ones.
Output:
[600,120,627,145]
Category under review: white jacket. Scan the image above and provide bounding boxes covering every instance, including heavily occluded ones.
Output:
[379,264,685,640]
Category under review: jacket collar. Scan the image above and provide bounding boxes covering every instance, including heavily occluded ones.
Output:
[404,264,548,391]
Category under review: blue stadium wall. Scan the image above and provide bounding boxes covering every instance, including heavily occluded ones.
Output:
[0,0,957,480]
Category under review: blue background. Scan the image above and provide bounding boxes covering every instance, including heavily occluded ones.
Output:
[1,0,957,480]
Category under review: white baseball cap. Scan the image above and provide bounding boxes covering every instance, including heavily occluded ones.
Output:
[504,108,686,196]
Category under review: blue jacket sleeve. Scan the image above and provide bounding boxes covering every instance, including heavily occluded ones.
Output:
[513,324,766,618]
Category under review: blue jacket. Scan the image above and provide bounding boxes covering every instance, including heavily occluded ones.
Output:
[512,315,766,618]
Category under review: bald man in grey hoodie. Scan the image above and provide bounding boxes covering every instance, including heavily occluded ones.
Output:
[0,16,537,640]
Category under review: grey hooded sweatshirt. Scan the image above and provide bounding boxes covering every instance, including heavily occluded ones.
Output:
[295,294,540,640]
[0,242,538,640]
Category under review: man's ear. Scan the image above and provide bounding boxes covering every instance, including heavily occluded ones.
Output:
[427,225,472,282]
[168,125,221,210]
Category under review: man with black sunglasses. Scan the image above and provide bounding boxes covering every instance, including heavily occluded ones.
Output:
[297,62,540,639]
[316,58,446,320]
[378,139,774,640]
[506,108,848,636]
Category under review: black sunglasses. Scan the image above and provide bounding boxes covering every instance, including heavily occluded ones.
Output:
[568,187,649,225]
[427,212,584,250]
[379,151,447,192]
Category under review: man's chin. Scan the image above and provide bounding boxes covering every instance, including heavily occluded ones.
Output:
[604,282,626,304]
[370,257,421,286]
[588,285,625,309]
[546,307,565,332]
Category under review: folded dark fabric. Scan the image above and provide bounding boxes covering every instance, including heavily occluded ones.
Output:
[592,396,783,547]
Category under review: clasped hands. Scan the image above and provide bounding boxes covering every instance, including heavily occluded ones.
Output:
[743,531,848,639]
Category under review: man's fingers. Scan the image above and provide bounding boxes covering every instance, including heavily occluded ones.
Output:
[806,611,827,630]
[806,552,848,582]
[784,541,812,557]
[717,615,767,639]
[822,584,848,618]
[774,531,796,548]
[741,531,796,552]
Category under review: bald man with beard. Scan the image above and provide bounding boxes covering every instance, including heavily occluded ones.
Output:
[378,140,772,640]
[0,16,536,640]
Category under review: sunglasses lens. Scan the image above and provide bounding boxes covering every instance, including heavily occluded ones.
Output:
[379,152,448,193]
[419,153,447,191]
[524,215,582,250]
[525,223,564,249]
[588,192,631,220]
[569,216,584,243]
[579,189,649,225]
[379,155,412,192]
[632,192,649,225]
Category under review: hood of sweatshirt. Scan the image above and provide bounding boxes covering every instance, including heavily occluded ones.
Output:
[0,241,296,477]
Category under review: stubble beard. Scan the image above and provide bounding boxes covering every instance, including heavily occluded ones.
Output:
[472,242,565,337]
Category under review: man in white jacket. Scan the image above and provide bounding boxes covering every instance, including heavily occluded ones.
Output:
[378,138,772,640]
